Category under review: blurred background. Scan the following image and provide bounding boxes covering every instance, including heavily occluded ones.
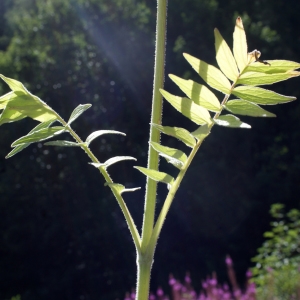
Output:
[0,0,300,299]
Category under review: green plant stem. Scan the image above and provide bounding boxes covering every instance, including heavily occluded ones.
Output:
[141,0,168,253]
[135,1,168,299]
[55,115,141,250]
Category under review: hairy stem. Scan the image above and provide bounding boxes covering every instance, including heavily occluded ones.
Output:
[140,0,168,252]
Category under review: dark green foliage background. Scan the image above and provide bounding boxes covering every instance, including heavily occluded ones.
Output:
[0,0,300,299]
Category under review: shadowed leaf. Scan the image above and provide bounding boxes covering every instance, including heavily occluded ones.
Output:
[233,17,248,73]
[232,86,296,105]
[225,100,276,117]
[160,89,212,125]
[214,28,239,81]
[183,53,231,94]
[169,74,221,112]
[152,124,196,148]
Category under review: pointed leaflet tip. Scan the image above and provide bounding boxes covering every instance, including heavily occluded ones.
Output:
[233,16,248,73]
[85,130,126,145]
[214,28,239,81]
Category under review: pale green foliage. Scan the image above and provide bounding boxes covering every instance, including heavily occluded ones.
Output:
[0,15,299,300]
[140,16,300,191]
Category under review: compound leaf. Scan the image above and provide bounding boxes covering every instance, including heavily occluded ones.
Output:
[68,104,92,125]
[232,86,296,105]
[152,124,196,148]
[183,53,231,94]
[134,166,174,186]
[214,114,251,128]
[233,17,248,73]
[214,28,239,81]
[86,130,126,145]
[11,126,65,147]
[225,100,276,117]
[160,89,212,125]
[169,74,221,112]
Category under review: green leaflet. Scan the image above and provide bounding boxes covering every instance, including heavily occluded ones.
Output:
[0,74,30,94]
[11,126,66,147]
[183,53,231,94]
[0,91,17,109]
[6,120,56,158]
[191,124,211,141]
[233,17,248,73]
[151,124,196,148]
[214,114,251,128]
[68,104,92,125]
[85,130,126,145]
[0,75,57,124]
[160,89,212,125]
[169,74,221,112]
[232,86,296,105]
[90,156,136,169]
[214,28,239,81]
[134,166,174,187]
[244,60,300,73]
[237,71,300,86]
[225,100,276,117]
[105,183,141,195]
[151,141,187,169]
[0,107,26,126]
[44,140,81,147]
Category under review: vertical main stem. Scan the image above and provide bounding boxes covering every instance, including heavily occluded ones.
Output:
[136,1,168,299]
[141,0,168,252]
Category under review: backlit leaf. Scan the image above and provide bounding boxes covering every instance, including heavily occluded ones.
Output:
[0,74,30,94]
[151,124,196,148]
[0,91,17,109]
[233,17,248,73]
[236,71,300,86]
[105,183,141,195]
[245,60,300,73]
[214,28,239,81]
[214,114,251,128]
[68,104,92,125]
[0,107,26,125]
[6,143,30,159]
[90,156,136,169]
[11,126,65,147]
[134,166,174,186]
[85,130,126,145]
[232,86,296,105]
[225,100,276,117]
[169,74,221,112]
[6,120,56,158]
[151,142,187,168]
[183,53,231,94]
[191,124,211,140]
[160,89,212,125]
